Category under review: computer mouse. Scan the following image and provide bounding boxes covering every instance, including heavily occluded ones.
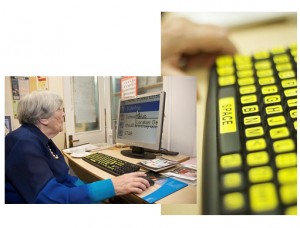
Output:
[142,176,155,186]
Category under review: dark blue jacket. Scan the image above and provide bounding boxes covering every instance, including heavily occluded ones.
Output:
[5,124,115,203]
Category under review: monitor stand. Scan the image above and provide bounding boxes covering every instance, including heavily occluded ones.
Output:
[121,146,156,159]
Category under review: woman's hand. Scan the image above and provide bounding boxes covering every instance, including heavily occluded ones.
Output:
[111,172,151,195]
[161,17,237,75]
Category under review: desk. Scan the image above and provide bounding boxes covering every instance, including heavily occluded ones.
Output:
[161,13,297,215]
[63,147,197,204]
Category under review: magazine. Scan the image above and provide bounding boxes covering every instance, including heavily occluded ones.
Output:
[137,157,179,172]
[163,165,197,181]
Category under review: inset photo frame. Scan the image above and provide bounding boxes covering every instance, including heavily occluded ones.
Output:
[5,116,12,135]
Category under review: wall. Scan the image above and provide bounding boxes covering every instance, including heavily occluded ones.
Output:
[162,76,197,157]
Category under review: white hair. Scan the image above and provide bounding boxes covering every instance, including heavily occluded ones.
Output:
[17,90,63,124]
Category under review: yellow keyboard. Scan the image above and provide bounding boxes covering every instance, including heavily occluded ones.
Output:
[202,44,297,215]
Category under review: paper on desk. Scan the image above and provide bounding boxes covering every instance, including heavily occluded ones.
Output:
[180,157,197,170]
[163,166,197,181]
[63,143,99,154]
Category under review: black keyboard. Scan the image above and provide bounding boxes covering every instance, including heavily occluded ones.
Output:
[82,152,140,176]
[202,44,297,215]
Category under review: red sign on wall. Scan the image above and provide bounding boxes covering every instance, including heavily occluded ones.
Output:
[120,76,138,99]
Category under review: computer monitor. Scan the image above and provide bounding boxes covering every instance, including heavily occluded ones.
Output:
[116,91,166,159]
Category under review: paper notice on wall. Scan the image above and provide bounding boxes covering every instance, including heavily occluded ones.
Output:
[120,76,138,99]
[11,76,30,100]
[36,76,49,90]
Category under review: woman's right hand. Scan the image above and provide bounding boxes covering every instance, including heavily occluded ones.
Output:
[111,172,151,195]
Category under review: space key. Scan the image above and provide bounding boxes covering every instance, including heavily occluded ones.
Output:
[218,86,241,154]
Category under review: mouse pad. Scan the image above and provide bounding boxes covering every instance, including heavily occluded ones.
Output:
[142,177,188,203]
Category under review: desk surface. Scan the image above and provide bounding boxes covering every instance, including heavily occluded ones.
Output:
[161,13,297,215]
[63,147,197,204]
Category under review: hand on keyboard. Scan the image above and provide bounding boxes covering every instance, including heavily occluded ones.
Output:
[111,172,151,195]
[161,17,237,76]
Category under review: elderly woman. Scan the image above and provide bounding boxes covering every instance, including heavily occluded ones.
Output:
[5,90,150,203]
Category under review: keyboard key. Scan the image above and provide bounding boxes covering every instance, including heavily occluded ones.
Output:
[220,154,242,171]
[258,76,275,86]
[239,85,256,95]
[241,94,257,104]
[277,166,297,184]
[242,105,259,115]
[290,109,297,119]
[223,192,246,213]
[216,55,234,67]
[248,166,273,183]
[217,66,235,76]
[246,138,267,152]
[218,75,236,86]
[257,69,273,78]
[276,63,292,72]
[273,54,290,64]
[285,206,297,215]
[271,46,286,55]
[280,184,297,205]
[290,48,297,57]
[247,151,269,167]
[273,139,295,153]
[269,126,290,140]
[250,183,278,213]
[255,60,272,70]
[238,77,255,86]
[267,116,286,127]
[221,172,245,191]
[254,51,270,60]
[261,85,278,95]
[265,105,283,115]
[244,115,261,126]
[245,126,264,138]
[284,88,297,98]
[287,98,297,108]
[278,70,295,79]
[275,153,297,169]
[237,69,254,78]
[234,55,252,64]
[264,95,281,104]
[281,78,297,88]
[219,87,241,154]
[236,63,253,71]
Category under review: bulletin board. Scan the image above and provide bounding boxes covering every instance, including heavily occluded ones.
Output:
[10,76,49,118]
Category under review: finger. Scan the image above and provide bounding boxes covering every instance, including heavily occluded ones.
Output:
[136,172,147,177]
[131,180,148,191]
[162,61,189,76]
[184,53,219,69]
[162,17,237,57]
[132,176,150,188]
[131,187,144,194]
[140,177,151,188]
[181,23,237,55]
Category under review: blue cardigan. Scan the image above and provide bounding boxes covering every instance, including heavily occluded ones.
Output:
[5,124,116,203]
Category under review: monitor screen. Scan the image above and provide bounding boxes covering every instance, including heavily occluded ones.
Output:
[116,91,166,159]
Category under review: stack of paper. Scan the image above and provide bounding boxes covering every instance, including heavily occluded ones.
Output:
[163,165,197,186]
[62,143,100,154]
[137,157,179,172]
